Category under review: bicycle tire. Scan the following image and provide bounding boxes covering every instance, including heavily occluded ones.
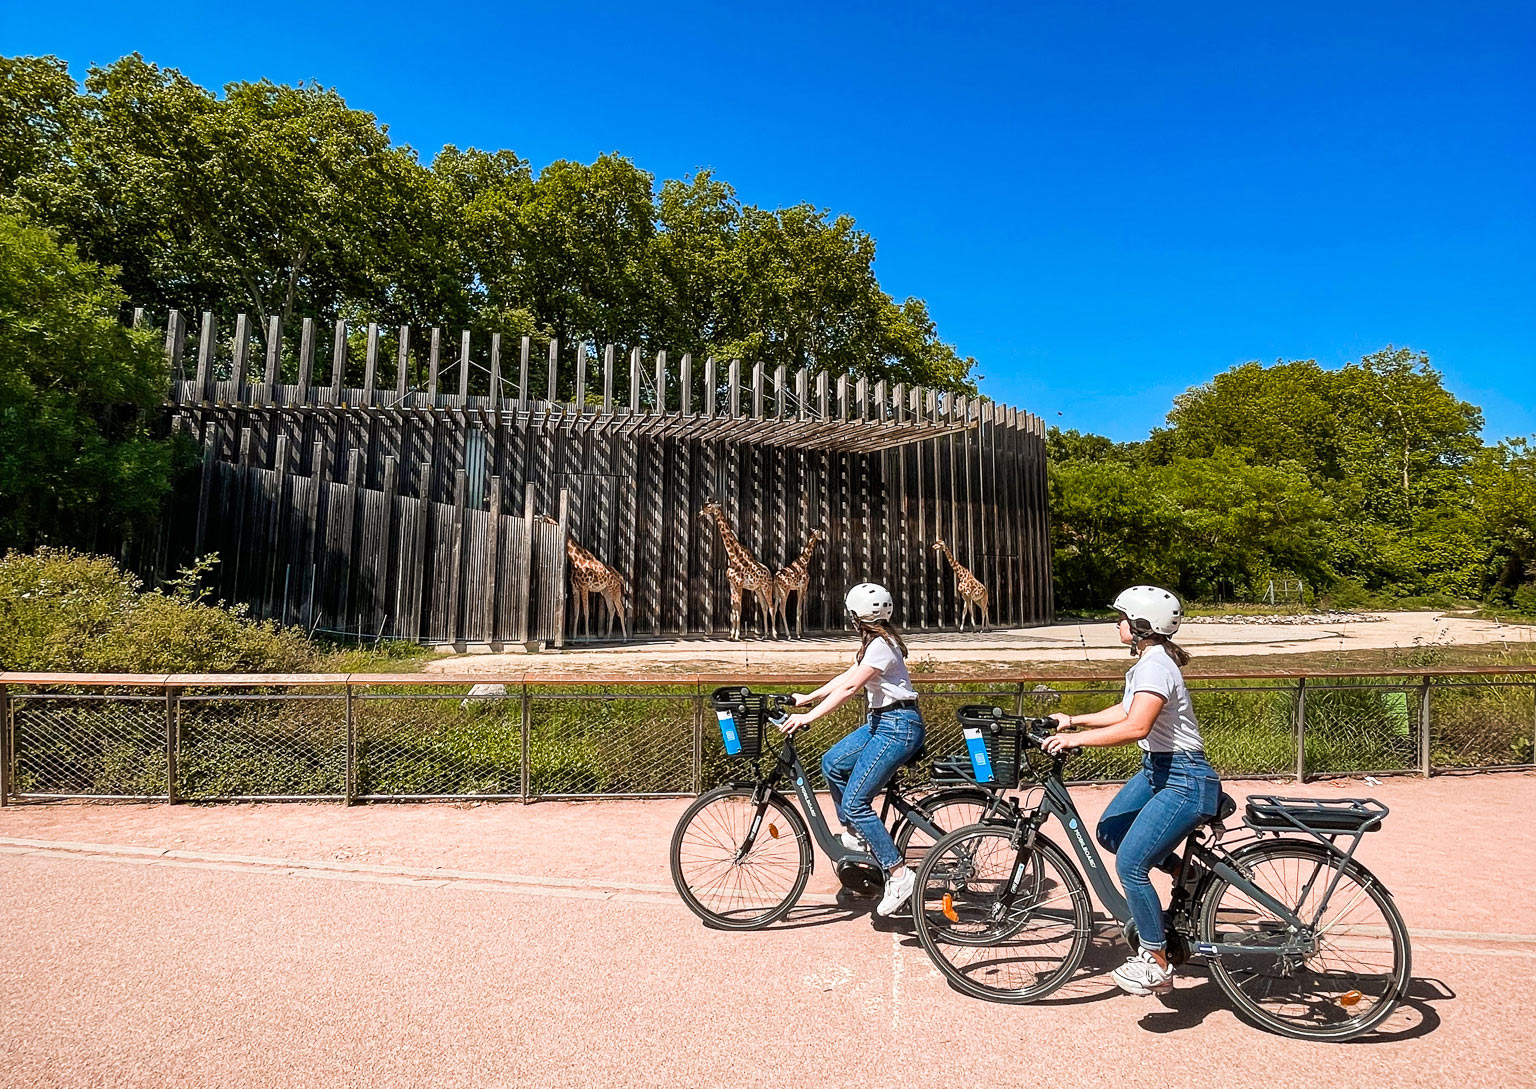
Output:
[1198,839,1411,1040]
[913,825,1091,1003]
[669,785,812,930]
[893,787,996,866]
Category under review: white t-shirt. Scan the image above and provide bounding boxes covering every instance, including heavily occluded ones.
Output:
[1121,643,1204,752]
[859,637,919,709]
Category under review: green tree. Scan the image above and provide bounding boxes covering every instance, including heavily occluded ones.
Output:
[10,54,458,332]
[0,212,175,550]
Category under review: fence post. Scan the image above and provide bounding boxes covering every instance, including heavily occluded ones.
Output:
[692,683,703,794]
[1419,675,1433,778]
[344,685,356,805]
[520,682,532,803]
[0,683,11,807]
[1014,682,1026,717]
[165,686,181,804]
[1292,677,1307,784]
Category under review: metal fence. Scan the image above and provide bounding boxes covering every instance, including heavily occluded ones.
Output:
[2,668,1533,805]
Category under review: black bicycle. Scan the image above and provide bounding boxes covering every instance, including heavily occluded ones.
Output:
[668,686,1001,929]
[912,706,1412,1041]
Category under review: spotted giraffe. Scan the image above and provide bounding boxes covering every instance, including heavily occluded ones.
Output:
[699,502,778,640]
[772,529,827,640]
[538,514,629,640]
[933,538,989,632]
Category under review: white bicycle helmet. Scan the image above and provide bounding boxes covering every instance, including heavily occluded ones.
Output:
[845,583,894,623]
[1110,585,1183,636]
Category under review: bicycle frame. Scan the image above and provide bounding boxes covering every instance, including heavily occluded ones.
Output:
[1006,771,1326,959]
[743,734,947,868]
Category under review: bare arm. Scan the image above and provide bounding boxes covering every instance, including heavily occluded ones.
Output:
[783,664,878,732]
[795,662,862,705]
[1044,692,1164,753]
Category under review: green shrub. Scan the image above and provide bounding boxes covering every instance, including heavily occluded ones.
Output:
[0,548,315,672]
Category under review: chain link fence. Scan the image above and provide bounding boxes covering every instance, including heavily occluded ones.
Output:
[3,670,1533,805]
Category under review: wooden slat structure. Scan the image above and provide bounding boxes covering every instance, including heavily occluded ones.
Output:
[142,310,1053,646]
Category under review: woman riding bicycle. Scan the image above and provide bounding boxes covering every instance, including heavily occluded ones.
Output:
[782,583,924,918]
[1041,585,1220,997]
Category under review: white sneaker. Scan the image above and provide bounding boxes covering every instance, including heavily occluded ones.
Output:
[839,831,864,852]
[1111,948,1175,996]
[876,866,917,917]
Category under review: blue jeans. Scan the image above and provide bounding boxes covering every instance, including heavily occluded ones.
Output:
[820,707,926,870]
[1096,750,1221,950]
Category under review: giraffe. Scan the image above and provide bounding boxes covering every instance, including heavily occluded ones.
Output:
[699,502,778,640]
[933,538,989,632]
[538,514,629,640]
[772,529,827,640]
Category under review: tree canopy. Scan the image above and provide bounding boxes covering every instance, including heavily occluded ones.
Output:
[1,53,976,391]
[1053,350,1533,611]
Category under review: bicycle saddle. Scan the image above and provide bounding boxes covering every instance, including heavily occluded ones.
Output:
[1202,792,1237,825]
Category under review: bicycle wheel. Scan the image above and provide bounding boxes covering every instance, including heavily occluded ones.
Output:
[1199,839,1411,1040]
[669,786,812,930]
[894,787,995,867]
[913,826,1091,1003]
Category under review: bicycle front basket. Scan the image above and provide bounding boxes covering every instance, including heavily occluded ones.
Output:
[955,704,1025,788]
[709,686,767,759]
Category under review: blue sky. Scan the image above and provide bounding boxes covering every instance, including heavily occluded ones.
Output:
[6,1,1533,442]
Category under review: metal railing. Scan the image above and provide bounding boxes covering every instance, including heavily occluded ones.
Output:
[2,667,1533,805]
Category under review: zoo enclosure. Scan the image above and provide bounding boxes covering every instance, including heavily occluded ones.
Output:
[3,666,1532,805]
[132,309,1053,645]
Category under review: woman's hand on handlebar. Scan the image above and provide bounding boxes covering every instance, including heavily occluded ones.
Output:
[1041,726,1083,756]
[779,712,813,735]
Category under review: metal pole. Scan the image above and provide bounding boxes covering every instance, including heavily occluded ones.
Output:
[692,685,703,795]
[1419,675,1432,778]
[1292,677,1307,784]
[166,686,181,804]
[0,684,11,807]
[520,683,532,803]
[344,685,356,805]
[1014,682,1026,717]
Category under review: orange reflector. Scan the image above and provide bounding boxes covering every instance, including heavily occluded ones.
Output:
[1338,990,1363,1008]
[942,893,959,923]
[767,823,780,839]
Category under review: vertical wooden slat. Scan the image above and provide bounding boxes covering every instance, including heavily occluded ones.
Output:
[232,315,252,403]
[519,336,532,409]
[296,317,316,402]
[165,310,186,386]
[773,365,786,420]
[448,469,467,641]
[751,362,764,418]
[363,323,380,403]
[575,342,588,411]
[704,356,717,419]
[547,338,559,403]
[728,359,741,419]
[397,326,411,402]
[817,371,829,418]
[518,483,536,644]
[426,327,441,401]
[194,312,217,401]
[602,345,615,414]
[837,375,849,422]
[486,474,502,641]
[554,488,570,649]
[796,368,809,421]
[629,347,642,413]
[489,333,502,413]
[329,320,346,403]
[458,331,471,401]
[680,353,693,416]
[654,350,667,414]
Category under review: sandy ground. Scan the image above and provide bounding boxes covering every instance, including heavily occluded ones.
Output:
[2,774,1533,1087]
[422,610,1536,676]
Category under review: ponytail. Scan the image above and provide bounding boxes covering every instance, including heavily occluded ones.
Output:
[1136,633,1190,667]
